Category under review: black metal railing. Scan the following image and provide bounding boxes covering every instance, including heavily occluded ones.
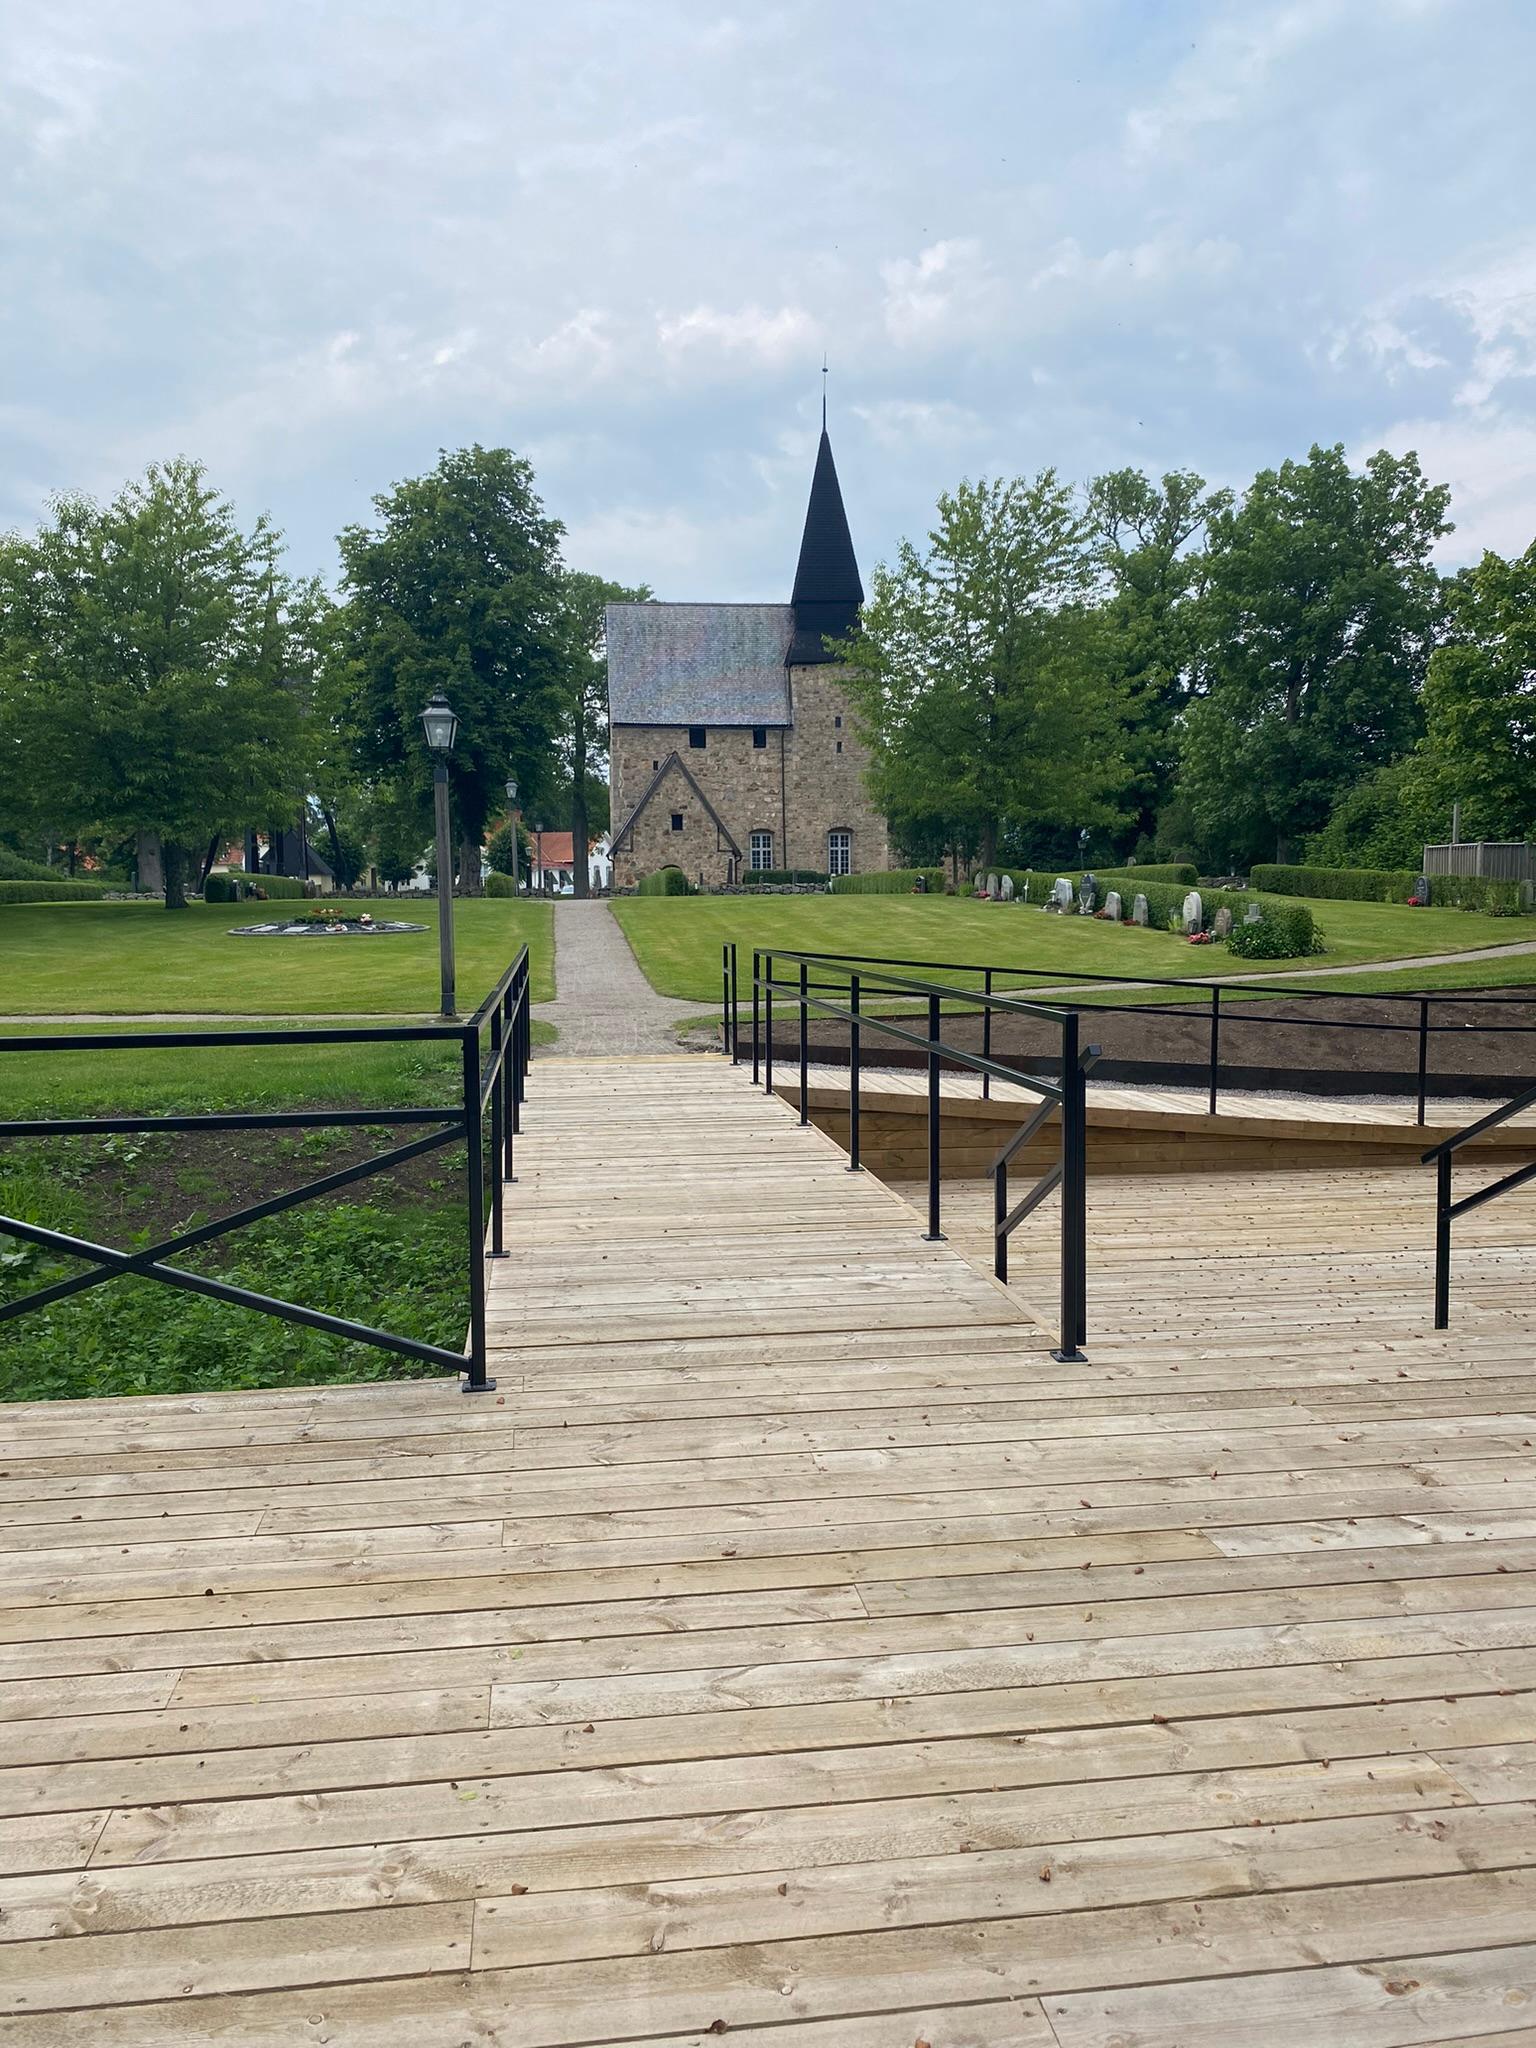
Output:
[0,946,533,1393]
[1423,1082,1536,1328]
[720,945,1536,1123]
[742,946,1099,1361]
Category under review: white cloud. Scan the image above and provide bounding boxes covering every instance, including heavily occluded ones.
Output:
[1363,408,1536,562]
[1123,1,1341,161]
[656,304,815,368]
[880,239,995,348]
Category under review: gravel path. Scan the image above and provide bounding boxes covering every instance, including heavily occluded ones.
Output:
[533,901,703,1056]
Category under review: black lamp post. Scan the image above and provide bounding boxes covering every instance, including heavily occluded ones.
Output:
[505,776,519,894]
[421,693,459,1017]
[534,823,545,895]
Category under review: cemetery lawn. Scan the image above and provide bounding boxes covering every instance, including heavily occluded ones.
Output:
[613,893,1536,1005]
[0,898,555,1015]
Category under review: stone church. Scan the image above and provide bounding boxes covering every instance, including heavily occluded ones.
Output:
[606,426,891,891]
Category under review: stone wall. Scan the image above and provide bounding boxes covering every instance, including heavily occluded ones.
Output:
[610,670,891,888]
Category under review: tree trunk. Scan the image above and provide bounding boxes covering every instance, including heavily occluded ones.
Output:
[978,820,998,872]
[199,834,220,887]
[66,841,78,878]
[457,834,481,895]
[135,830,164,897]
[162,841,189,911]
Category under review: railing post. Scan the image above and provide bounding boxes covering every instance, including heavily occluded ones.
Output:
[923,990,944,1241]
[751,949,761,1084]
[514,974,528,1187]
[1417,998,1430,1127]
[764,952,774,1096]
[1208,987,1221,1117]
[488,1009,506,1257]
[994,1158,1008,1283]
[511,965,524,1137]
[848,972,862,1171]
[798,960,810,1125]
[462,1025,494,1392]
[721,943,730,1056]
[1054,1009,1086,1362]
[730,943,740,1064]
[982,968,993,1102]
[1434,1149,1452,1329]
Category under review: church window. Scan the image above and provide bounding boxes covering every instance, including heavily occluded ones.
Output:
[670,813,684,832]
[749,830,773,871]
[688,726,706,749]
[752,727,767,749]
[835,740,843,754]
[834,714,843,729]
[828,829,852,877]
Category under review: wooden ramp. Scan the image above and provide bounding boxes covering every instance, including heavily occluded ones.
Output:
[2,1054,1536,2046]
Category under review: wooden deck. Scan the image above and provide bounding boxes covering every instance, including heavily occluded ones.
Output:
[2,1054,1536,2045]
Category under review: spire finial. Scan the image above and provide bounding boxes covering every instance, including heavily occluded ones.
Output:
[821,353,828,432]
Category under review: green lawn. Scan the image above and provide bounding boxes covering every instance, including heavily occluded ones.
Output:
[0,899,555,1015]
[613,894,1535,1005]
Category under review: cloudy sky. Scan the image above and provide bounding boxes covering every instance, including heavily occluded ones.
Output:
[4,0,1534,598]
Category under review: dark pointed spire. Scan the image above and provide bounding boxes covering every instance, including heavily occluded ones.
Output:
[787,425,862,666]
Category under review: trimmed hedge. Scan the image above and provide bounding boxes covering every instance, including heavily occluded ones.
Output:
[747,868,827,885]
[203,873,243,903]
[638,866,694,896]
[247,874,306,900]
[484,872,520,898]
[0,878,108,903]
[831,868,944,894]
[977,864,1198,903]
[0,848,67,882]
[1225,902,1324,958]
[1421,872,1528,915]
[1250,862,1417,904]
[1101,862,1198,887]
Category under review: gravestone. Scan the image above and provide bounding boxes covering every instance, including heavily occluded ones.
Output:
[1243,902,1263,925]
[1052,876,1074,912]
[1131,893,1149,926]
[1077,871,1098,915]
[1212,905,1233,940]
[999,874,1014,901]
[1103,889,1122,921]
[1182,888,1203,934]
[987,872,1000,897]
[1411,874,1431,905]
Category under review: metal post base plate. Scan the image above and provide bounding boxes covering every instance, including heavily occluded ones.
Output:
[1050,1348,1085,1363]
[461,1376,499,1393]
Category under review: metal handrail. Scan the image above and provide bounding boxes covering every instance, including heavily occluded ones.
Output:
[747,947,1092,1360]
[0,944,533,1392]
[1421,1077,1536,1328]
[719,943,1536,1127]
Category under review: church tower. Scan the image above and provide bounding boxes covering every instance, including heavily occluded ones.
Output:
[605,413,891,890]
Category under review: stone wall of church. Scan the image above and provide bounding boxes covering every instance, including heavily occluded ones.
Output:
[610,675,891,889]
[781,668,890,876]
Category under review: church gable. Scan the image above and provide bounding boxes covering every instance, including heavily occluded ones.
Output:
[611,751,741,860]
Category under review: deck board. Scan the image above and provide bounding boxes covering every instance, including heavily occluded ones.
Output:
[1,1054,1533,2045]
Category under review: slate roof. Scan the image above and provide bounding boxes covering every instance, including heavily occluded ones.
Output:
[606,603,793,727]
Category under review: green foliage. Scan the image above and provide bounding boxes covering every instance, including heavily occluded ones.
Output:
[637,866,694,896]
[1424,873,1529,915]
[1250,862,1419,904]
[0,1198,467,1400]
[484,872,520,897]
[249,874,305,899]
[0,459,321,909]
[836,472,1131,869]
[1179,444,1451,869]
[830,868,944,894]
[1085,467,1232,845]
[338,445,568,892]
[1226,903,1325,958]
[555,571,650,896]
[1100,862,1198,886]
[1302,753,1456,871]
[1421,540,1536,841]
[0,879,107,902]
[744,869,828,885]
[486,817,531,877]
[202,873,244,903]
[0,847,67,881]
